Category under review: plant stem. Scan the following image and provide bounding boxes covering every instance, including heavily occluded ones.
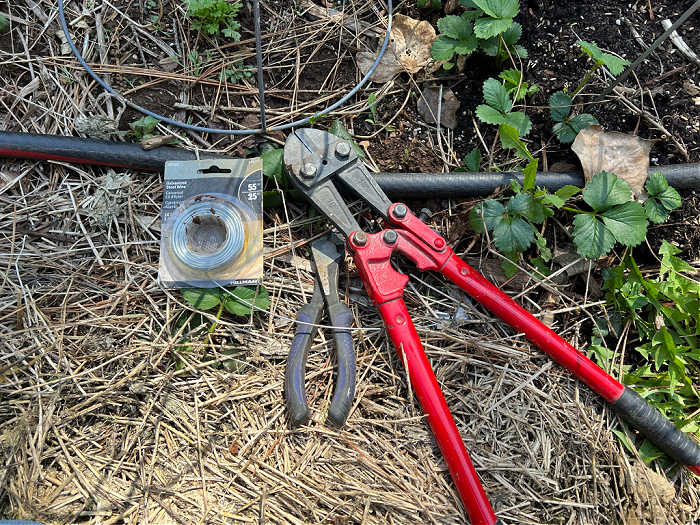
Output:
[209,302,224,334]
[573,64,600,97]
[561,206,589,214]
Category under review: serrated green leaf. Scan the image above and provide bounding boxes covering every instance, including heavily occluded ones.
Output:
[223,285,270,316]
[476,104,506,125]
[568,113,599,133]
[507,192,547,224]
[442,61,455,70]
[514,44,528,58]
[555,185,580,201]
[498,124,532,160]
[499,68,521,86]
[501,251,519,278]
[438,15,473,40]
[541,193,565,208]
[503,111,532,137]
[582,171,633,212]
[469,199,506,233]
[261,148,283,184]
[578,40,603,61]
[483,78,512,113]
[549,91,572,122]
[182,288,221,310]
[645,171,669,195]
[573,214,616,258]
[328,120,365,158]
[464,148,481,172]
[553,122,576,144]
[472,0,519,18]
[493,216,535,253]
[454,36,479,55]
[474,17,514,39]
[639,439,664,464]
[601,201,648,247]
[431,35,458,61]
[599,52,629,75]
[480,36,499,56]
[501,22,522,46]
[523,158,538,190]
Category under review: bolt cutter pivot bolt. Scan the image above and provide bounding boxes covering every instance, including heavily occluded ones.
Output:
[383,230,398,244]
[302,163,317,178]
[335,142,351,157]
[354,232,368,246]
[393,204,407,218]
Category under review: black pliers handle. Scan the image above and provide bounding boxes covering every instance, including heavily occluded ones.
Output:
[285,236,355,427]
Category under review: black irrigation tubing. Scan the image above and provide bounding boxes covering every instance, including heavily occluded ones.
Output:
[2,132,699,198]
[598,0,700,99]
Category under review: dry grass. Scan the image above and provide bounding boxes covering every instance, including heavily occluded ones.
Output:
[1,0,699,524]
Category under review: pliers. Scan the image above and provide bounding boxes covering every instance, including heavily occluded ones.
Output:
[283,129,700,525]
[285,235,355,427]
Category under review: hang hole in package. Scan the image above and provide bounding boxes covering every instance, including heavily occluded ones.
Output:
[158,159,263,288]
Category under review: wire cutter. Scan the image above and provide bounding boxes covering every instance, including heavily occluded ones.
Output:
[285,235,355,428]
[283,129,700,525]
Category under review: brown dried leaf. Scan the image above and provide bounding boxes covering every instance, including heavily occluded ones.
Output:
[417,86,460,129]
[140,135,178,150]
[356,14,436,83]
[571,125,651,195]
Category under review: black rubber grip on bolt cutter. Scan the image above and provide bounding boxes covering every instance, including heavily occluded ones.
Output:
[285,305,318,427]
[612,386,700,466]
[326,303,355,427]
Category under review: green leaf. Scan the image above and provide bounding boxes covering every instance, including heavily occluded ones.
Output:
[261,148,284,183]
[431,37,458,61]
[483,78,512,113]
[464,148,482,172]
[503,111,532,137]
[513,44,528,58]
[474,17,513,39]
[567,112,599,134]
[573,214,616,258]
[644,172,681,224]
[469,199,506,232]
[507,192,547,224]
[493,216,535,253]
[472,0,519,18]
[611,429,636,454]
[522,158,538,191]
[0,14,9,32]
[501,22,522,46]
[601,201,648,247]
[554,113,602,144]
[501,251,519,278]
[476,104,506,125]
[129,115,160,139]
[438,15,473,40]
[535,232,552,262]
[555,185,580,202]
[549,91,572,122]
[182,288,221,310]
[578,40,604,61]
[223,285,270,316]
[328,120,365,158]
[479,36,499,56]
[582,171,634,212]
[639,439,664,464]
[498,124,532,160]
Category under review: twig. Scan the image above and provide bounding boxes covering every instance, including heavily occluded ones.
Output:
[661,18,700,67]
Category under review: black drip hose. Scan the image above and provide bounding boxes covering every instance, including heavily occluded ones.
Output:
[1,132,699,197]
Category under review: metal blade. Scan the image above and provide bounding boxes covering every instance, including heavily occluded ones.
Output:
[311,235,343,302]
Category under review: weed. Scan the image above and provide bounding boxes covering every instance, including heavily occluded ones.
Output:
[128,116,160,140]
[597,246,700,463]
[220,61,255,83]
[186,0,242,40]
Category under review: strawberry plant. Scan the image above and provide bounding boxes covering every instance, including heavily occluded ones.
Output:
[186,0,242,40]
[431,0,526,70]
[549,91,598,144]
[499,68,538,101]
[470,171,680,271]
[476,77,533,159]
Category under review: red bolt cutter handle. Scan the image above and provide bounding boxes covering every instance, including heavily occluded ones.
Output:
[378,298,499,525]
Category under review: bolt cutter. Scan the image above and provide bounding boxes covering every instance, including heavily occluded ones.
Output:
[283,128,700,525]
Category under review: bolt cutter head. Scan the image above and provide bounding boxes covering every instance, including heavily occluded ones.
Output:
[284,129,394,240]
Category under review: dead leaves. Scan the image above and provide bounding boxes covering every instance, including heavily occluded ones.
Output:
[357,14,436,83]
[572,125,651,196]
[417,86,460,129]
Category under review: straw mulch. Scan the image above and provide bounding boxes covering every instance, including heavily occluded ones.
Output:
[1,1,699,524]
